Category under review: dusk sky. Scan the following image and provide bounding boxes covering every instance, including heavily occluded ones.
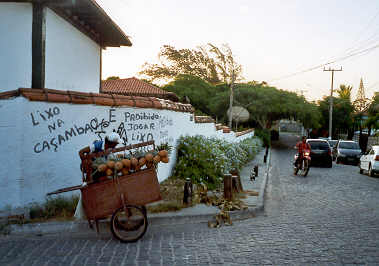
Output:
[97,0,379,102]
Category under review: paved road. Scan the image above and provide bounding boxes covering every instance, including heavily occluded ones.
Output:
[1,133,379,265]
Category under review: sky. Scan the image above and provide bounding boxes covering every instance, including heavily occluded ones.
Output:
[97,0,379,102]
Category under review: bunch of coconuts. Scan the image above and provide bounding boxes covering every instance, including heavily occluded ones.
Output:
[96,149,169,177]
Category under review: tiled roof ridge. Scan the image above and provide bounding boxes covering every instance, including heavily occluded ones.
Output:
[101,77,179,102]
[235,128,255,137]
[194,116,215,123]
[102,77,167,92]
[0,88,194,113]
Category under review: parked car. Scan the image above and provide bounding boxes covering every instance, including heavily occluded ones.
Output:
[333,140,362,165]
[359,145,379,177]
[306,139,333,167]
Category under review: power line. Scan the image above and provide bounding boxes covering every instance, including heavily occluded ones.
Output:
[268,41,379,82]
[345,28,379,56]
[269,8,379,84]
[342,7,379,55]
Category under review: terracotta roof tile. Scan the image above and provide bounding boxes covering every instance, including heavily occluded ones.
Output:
[215,123,223,130]
[194,116,215,123]
[101,77,179,101]
[223,127,231,133]
[235,128,254,137]
[0,88,194,113]
[0,90,20,99]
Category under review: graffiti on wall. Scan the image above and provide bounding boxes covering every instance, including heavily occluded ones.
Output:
[30,107,174,153]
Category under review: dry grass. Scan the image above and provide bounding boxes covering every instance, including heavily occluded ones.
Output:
[146,177,191,213]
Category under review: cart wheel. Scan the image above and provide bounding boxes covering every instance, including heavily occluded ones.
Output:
[111,205,147,243]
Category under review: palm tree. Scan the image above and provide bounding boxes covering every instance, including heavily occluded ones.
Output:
[337,84,353,100]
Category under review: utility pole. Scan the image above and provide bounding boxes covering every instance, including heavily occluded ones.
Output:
[228,69,235,128]
[323,67,342,139]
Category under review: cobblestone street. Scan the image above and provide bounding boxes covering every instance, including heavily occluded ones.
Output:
[1,133,379,265]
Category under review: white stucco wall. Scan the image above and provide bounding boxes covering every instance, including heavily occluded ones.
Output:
[0,98,254,209]
[0,3,33,92]
[45,8,101,92]
[0,97,24,207]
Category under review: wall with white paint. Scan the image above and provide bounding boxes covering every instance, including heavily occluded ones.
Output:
[0,3,33,92]
[45,8,101,92]
[0,97,24,208]
[0,98,254,209]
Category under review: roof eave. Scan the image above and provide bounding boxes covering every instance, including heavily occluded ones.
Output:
[0,0,132,47]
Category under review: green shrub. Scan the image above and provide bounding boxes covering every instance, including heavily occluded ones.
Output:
[29,195,79,220]
[174,136,262,189]
[254,129,271,147]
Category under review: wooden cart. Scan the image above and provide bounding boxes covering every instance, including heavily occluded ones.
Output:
[48,140,162,243]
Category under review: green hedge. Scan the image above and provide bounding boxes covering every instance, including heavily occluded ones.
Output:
[174,136,262,189]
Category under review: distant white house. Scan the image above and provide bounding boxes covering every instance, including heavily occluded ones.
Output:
[0,0,132,93]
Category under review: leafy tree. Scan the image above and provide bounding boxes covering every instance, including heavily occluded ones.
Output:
[317,95,354,138]
[364,92,379,133]
[208,83,320,130]
[207,43,242,84]
[317,84,357,138]
[106,76,120,80]
[138,43,242,85]
[162,75,217,115]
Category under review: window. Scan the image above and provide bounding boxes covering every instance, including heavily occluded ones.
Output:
[339,142,360,149]
[308,141,330,150]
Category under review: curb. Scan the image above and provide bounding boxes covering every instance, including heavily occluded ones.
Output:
[229,147,271,221]
[8,148,272,235]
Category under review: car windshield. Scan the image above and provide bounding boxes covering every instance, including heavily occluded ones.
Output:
[339,142,359,149]
[308,141,330,150]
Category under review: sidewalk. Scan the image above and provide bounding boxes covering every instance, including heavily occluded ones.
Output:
[8,148,271,236]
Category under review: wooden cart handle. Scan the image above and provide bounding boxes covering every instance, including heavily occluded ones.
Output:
[86,140,155,160]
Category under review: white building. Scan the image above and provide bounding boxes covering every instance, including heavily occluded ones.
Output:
[0,0,131,93]
[0,1,255,212]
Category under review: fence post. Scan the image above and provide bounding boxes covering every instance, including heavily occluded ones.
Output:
[264,146,269,163]
[224,174,233,200]
[230,168,243,192]
[183,178,193,205]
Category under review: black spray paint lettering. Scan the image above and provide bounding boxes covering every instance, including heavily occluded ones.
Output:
[124,112,160,122]
[130,132,154,142]
[47,119,65,133]
[116,122,128,145]
[34,124,93,153]
[109,108,116,123]
[160,130,168,139]
[126,123,155,131]
[94,118,110,140]
[159,116,173,128]
[30,106,60,126]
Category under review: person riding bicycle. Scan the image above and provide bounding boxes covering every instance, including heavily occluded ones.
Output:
[294,136,311,166]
